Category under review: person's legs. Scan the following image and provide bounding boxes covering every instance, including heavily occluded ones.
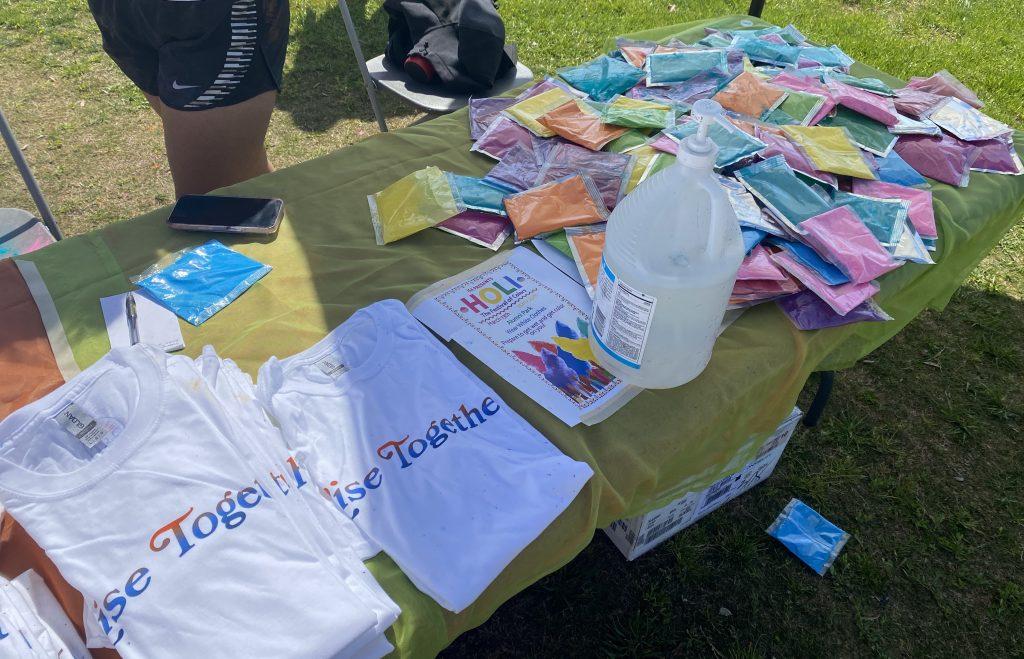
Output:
[143,92,163,117]
[90,0,289,198]
[159,89,276,197]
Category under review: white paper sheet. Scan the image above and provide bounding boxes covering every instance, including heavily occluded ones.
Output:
[100,292,184,352]
[408,247,641,426]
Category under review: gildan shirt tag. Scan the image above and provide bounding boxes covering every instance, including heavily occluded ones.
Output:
[314,352,349,378]
[51,402,114,449]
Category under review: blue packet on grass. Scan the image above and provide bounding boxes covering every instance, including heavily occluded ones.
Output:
[134,240,271,326]
[767,498,849,576]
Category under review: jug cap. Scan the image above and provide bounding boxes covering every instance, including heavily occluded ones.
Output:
[679,99,721,168]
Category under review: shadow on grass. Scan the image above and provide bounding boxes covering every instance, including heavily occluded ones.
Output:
[441,282,1024,657]
[277,0,409,132]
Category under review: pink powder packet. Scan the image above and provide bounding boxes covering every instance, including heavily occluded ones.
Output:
[649,133,678,154]
[730,272,802,306]
[905,70,984,109]
[771,249,880,315]
[755,128,839,187]
[826,80,899,126]
[799,206,901,284]
[737,245,788,281]
[892,87,946,119]
[850,179,938,239]
[437,210,513,250]
[471,115,536,160]
[893,133,980,187]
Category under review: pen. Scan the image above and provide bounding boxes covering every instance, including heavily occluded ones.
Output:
[126,291,141,346]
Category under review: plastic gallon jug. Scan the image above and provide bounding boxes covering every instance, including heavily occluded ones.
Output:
[590,99,743,389]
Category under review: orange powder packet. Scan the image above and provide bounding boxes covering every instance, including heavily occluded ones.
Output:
[503,174,609,241]
[712,71,788,118]
[565,224,607,298]
[538,100,628,151]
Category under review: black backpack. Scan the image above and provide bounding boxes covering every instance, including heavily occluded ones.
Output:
[383,0,517,92]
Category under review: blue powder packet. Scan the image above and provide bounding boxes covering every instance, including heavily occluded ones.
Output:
[135,240,271,326]
[872,150,929,188]
[557,55,645,102]
[741,227,767,254]
[833,191,909,247]
[768,237,850,285]
[735,155,833,232]
[664,118,767,168]
[446,173,510,216]
[767,498,849,575]
[732,36,800,66]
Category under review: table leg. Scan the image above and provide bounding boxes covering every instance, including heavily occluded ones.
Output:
[803,371,835,427]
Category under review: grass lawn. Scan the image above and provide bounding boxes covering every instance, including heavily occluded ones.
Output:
[2,0,1023,655]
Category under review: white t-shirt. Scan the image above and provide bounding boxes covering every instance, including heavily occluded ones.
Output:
[0,570,91,659]
[0,346,386,658]
[186,347,398,648]
[257,299,594,612]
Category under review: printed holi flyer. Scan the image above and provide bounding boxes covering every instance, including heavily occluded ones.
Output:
[408,247,641,426]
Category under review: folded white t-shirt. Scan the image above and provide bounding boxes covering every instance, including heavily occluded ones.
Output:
[191,348,382,561]
[186,347,398,649]
[0,570,91,659]
[258,300,594,612]
[0,345,383,658]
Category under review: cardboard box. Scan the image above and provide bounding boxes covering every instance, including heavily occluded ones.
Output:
[604,407,802,560]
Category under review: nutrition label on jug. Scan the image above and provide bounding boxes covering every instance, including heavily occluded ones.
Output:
[592,258,657,369]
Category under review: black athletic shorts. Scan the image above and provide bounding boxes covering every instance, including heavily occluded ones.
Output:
[88,0,289,111]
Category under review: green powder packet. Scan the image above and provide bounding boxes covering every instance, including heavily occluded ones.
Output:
[819,107,898,156]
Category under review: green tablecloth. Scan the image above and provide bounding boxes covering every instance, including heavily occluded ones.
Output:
[15,15,1024,657]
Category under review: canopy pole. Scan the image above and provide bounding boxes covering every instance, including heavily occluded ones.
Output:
[338,0,389,132]
[0,107,62,240]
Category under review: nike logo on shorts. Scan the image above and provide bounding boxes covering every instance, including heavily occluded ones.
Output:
[172,80,199,90]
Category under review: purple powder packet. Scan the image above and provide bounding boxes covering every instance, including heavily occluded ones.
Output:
[484,142,543,190]
[437,210,513,250]
[893,133,980,187]
[963,136,1024,174]
[471,115,536,160]
[777,290,891,330]
[469,97,517,140]
[533,141,632,209]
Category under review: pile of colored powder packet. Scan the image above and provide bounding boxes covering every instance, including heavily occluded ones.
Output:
[367,21,1021,331]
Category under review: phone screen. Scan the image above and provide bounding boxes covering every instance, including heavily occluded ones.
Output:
[167,195,283,233]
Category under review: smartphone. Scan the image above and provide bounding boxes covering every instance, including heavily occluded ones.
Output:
[166,195,284,235]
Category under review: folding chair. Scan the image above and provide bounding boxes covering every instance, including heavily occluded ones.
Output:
[337,0,534,132]
[0,107,61,256]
